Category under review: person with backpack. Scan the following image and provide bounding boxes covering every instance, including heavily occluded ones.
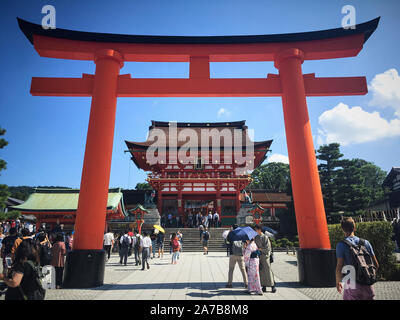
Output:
[202,228,210,255]
[36,232,52,267]
[133,231,142,266]
[170,233,180,264]
[335,217,379,300]
[119,230,132,266]
[51,233,66,289]
[0,240,45,300]
[1,228,19,274]
[226,225,248,289]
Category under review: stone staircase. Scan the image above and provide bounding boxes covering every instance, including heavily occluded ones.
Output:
[162,227,228,252]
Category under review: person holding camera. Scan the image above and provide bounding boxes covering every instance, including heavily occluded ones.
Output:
[0,240,45,300]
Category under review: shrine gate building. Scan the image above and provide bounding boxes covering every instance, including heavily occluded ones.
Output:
[126,120,272,226]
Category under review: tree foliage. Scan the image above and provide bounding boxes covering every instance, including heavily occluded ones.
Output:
[248,162,290,191]
[135,182,153,190]
[316,143,387,214]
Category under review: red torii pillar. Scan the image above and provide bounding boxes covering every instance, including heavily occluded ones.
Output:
[17,17,379,288]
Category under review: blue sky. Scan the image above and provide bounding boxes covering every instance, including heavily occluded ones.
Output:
[0,0,399,189]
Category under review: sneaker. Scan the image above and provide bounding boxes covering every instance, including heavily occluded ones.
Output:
[147,263,150,269]
[262,286,266,292]
[271,286,277,293]
[225,284,232,288]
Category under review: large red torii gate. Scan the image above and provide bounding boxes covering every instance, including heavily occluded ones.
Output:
[18,17,379,288]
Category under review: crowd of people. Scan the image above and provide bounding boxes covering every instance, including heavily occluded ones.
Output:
[0,215,385,300]
[161,211,220,228]
[0,224,73,300]
[107,228,184,269]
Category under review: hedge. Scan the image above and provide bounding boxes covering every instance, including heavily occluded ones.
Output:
[328,221,397,280]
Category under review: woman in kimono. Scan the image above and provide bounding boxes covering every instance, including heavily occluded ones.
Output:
[243,238,263,295]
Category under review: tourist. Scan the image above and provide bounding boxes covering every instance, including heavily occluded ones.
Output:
[150,231,157,259]
[226,225,248,289]
[198,224,204,241]
[64,232,71,252]
[69,231,74,250]
[140,232,152,270]
[254,224,276,293]
[119,230,132,266]
[188,211,193,228]
[0,227,4,254]
[195,212,201,228]
[36,232,52,267]
[168,213,173,227]
[103,230,115,261]
[0,240,45,300]
[170,233,180,264]
[208,211,213,228]
[156,230,165,258]
[51,233,66,289]
[243,238,263,295]
[11,228,33,258]
[202,228,210,255]
[213,211,220,228]
[392,218,400,252]
[177,230,183,253]
[133,231,142,266]
[335,217,379,300]
[1,228,19,274]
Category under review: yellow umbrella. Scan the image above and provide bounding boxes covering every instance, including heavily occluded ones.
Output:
[153,225,165,233]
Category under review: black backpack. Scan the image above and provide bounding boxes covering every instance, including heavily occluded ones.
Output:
[204,232,209,241]
[342,238,378,286]
[39,243,53,266]
[17,261,46,300]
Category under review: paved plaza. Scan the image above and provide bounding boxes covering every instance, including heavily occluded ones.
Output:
[2,251,398,301]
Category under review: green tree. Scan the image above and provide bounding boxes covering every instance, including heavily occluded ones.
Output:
[249,162,290,191]
[0,127,10,210]
[335,158,386,213]
[135,182,153,190]
[316,143,343,214]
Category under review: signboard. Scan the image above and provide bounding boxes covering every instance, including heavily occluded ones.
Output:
[245,215,254,224]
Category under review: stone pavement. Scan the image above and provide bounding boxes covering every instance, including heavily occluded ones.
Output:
[1,251,399,300]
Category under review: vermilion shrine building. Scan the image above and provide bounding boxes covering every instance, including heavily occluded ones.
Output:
[126,120,272,227]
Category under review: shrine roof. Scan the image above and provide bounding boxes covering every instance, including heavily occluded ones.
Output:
[18,17,379,46]
[125,120,272,150]
[11,188,126,213]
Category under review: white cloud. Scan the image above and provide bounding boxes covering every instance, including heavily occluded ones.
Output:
[317,102,400,146]
[268,153,289,164]
[217,108,230,117]
[368,68,400,117]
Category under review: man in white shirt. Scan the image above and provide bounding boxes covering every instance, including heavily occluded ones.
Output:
[119,230,132,266]
[103,230,115,261]
[213,212,220,228]
[140,231,152,270]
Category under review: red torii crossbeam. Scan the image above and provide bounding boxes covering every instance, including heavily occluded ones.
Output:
[18,17,379,288]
